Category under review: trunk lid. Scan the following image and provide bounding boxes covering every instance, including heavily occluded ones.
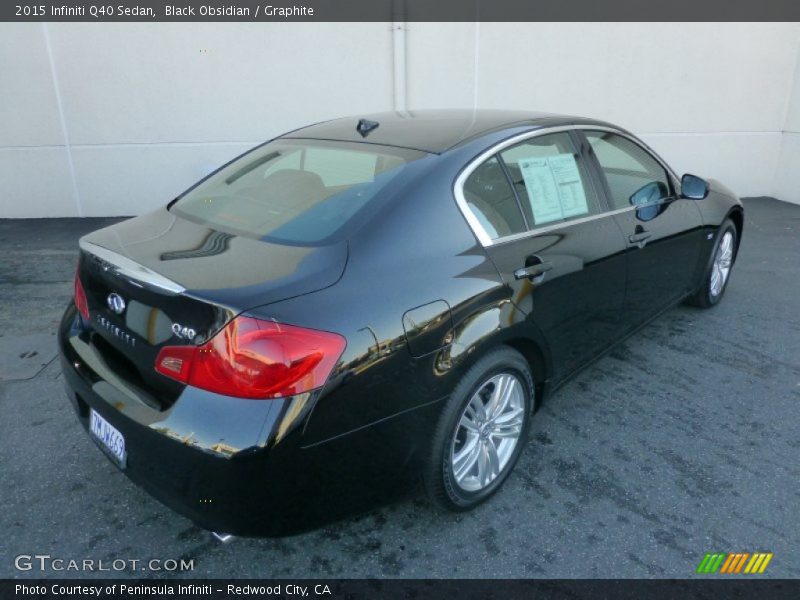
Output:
[76,208,347,408]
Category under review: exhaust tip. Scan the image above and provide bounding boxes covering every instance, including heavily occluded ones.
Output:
[211,531,235,543]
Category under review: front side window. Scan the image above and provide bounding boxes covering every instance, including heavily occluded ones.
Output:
[171,140,426,245]
[499,132,602,228]
[586,131,673,210]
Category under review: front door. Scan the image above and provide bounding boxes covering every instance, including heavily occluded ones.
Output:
[581,130,704,332]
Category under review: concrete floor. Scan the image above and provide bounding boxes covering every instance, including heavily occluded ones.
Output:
[0,197,798,578]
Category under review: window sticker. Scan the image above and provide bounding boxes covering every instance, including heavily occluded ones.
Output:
[547,154,589,218]
[518,153,589,225]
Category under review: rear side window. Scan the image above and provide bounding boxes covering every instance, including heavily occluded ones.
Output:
[462,157,526,240]
[499,132,602,228]
[172,140,426,244]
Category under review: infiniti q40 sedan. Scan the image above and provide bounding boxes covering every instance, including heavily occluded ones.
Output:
[59,110,743,536]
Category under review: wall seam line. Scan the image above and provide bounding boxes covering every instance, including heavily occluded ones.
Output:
[778,31,800,135]
[473,21,480,109]
[0,140,265,150]
[42,23,82,217]
[770,30,800,198]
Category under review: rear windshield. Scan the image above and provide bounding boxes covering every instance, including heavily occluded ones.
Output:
[171,139,427,245]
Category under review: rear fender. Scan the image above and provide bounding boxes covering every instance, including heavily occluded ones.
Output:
[439,298,552,408]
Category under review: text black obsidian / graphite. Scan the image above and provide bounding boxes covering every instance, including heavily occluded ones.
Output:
[164,5,316,17]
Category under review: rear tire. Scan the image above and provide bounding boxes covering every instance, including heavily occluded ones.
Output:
[686,218,738,308]
[423,347,533,511]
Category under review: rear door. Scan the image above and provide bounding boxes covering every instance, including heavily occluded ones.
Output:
[580,130,704,331]
[459,129,628,382]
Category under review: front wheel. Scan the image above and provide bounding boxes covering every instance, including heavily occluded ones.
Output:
[423,347,533,511]
[687,218,738,308]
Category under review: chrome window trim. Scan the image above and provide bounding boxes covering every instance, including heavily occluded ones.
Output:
[479,206,637,246]
[453,124,678,248]
[79,239,186,295]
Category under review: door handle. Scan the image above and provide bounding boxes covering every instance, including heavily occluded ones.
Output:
[628,230,651,246]
[514,262,553,280]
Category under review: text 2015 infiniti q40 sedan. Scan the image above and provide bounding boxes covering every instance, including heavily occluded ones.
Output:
[59,110,743,536]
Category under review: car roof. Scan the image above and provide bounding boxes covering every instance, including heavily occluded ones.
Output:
[281,109,603,154]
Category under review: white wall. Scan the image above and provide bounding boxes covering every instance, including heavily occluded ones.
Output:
[0,23,394,217]
[408,22,800,201]
[1,22,799,218]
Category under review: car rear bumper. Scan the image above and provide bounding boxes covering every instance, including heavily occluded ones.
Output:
[59,305,304,535]
[58,304,432,536]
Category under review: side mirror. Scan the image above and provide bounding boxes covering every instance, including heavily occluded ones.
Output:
[681,174,709,200]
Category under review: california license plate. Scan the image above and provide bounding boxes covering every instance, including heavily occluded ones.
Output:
[89,409,126,467]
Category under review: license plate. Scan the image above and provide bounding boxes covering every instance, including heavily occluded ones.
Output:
[89,409,126,467]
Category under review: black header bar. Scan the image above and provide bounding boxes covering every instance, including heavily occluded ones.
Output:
[3,0,800,22]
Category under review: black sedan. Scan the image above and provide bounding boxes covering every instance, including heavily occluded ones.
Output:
[59,110,743,536]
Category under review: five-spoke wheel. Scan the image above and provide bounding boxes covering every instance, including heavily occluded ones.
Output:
[424,347,533,510]
[451,373,526,492]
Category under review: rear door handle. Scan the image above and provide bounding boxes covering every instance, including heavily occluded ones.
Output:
[514,262,553,280]
[628,231,651,246]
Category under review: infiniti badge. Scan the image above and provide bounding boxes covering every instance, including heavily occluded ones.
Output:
[96,315,136,347]
[107,292,126,315]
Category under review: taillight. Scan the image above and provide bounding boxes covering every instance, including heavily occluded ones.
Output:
[155,316,346,399]
[74,267,90,320]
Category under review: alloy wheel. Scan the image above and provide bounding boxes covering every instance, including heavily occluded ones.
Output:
[450,373,525,492]
[710,230,734,298]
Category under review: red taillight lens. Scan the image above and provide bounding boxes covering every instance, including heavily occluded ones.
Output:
[155,316,346,399]
[74,267,90,320]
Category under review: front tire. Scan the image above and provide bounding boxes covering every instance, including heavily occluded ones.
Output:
[687,218,738,308]
[423,347,533,511]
